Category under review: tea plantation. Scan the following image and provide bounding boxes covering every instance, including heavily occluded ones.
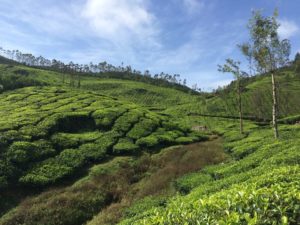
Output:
[0,86,208,189]
[116,118,300,225]
[0,61,299,225]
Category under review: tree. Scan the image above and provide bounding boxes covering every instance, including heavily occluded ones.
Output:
[294,53,300,62]
[241,10,291,139]
[294,53,300,75]
[218,59,247,134]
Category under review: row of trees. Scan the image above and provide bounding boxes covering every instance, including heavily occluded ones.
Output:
[0,47,187,87]
[218,9,292,139]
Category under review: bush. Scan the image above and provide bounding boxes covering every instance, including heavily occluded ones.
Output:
[175,173,213,194]
[0,160,17,189]
[20,149,86,186]
[20,159,74,186]
[121,166,300,225]
[6,140,55,165]
[113,109,144,134]
[92,107,127,129]
[0,130,30,148]
[79,142,107,161]
[162,120,190,133]
[136,136,159,148]
[51,133,80,149]
[175,136,198,144]
[113,138,139,154]
[127,118,159,140]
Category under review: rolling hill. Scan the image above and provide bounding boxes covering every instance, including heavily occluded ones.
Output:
[0,59,299,225]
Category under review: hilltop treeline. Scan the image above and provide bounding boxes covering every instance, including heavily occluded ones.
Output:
[0,47,198,94]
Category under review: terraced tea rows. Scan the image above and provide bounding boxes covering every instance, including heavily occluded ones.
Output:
[117,119,300,225]
[0,87,206,189]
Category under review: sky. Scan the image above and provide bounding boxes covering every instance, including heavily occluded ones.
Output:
[0,0,299,90]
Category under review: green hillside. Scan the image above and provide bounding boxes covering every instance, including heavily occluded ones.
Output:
[117,118,300,225]
[1,62,300,121]
[0,60,299,225]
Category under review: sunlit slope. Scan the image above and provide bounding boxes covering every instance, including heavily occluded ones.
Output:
[0,64,202,109]
[0,86,206,190]
[204,70,300,120]
[1,62,300,121]
[117,118,300,225]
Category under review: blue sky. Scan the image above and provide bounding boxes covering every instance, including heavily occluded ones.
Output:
[0,0,299,90]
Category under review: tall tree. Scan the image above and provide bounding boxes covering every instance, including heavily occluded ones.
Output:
[294,53,300,75]
[241,10,291,139]
[218,59,247,134]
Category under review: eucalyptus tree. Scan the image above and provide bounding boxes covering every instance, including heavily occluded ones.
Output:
[218,59,247,134]
[241,10,291,139]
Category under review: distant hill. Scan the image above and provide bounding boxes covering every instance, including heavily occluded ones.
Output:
[1,56,300,122]
[0,55,22,65]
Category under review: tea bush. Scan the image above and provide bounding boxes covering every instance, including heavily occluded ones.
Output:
[113,138,139,154]
[0,87,199,189]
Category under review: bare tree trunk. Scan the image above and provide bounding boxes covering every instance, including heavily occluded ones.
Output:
[62,70,65,84]
[237,78,243,134]
[77,74,81,88]
[271,72,279,139]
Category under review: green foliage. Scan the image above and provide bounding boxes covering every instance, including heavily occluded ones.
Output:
[6,140,55,165]
[19,148,87,186]
[0,87,196,189]
[0,67,46,92]
[175,136,199,144]
[1,59,299,224]
[125,167,299,225]
[278,114,300,124]
[118,123,300,225]
[136,135,159,148]
[113,109,144,134]
[123,196,168,219]
[92,107,126,128]
[175,173,213,194]
[113,138,139,154]
[127,118,159,140]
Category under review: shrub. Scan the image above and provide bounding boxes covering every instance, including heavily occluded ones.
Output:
[0,160,17,189]
[136,136,159,148]
[127,118,158,140]
[175,173,213,194]
[51,133,80,149]
[162,120,190,133]
[113,109,144,134]
[92,107,127,129]
[20,159,74,186]
[175,136,198,144]
[6,140,55,165]
[113,138,139,154]
[79,142,107,161]
[0,130,30,148]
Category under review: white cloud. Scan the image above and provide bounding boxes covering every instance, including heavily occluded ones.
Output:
[183,0,205,14]
[278,19,299,39]
[81,0,159,48]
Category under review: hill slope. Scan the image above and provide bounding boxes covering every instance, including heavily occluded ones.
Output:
[0,61,299,225]
[0,86,207,219]
[1,62,300,121]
